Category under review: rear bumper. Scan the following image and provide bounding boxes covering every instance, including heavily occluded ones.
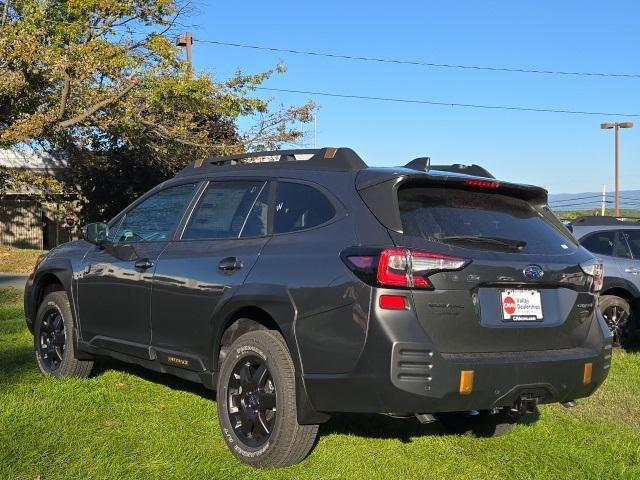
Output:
[303,299,612,414]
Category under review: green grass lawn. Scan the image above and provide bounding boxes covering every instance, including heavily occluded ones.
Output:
[1,286,639,480]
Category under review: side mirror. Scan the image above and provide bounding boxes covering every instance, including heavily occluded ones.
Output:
[82,222,109,245]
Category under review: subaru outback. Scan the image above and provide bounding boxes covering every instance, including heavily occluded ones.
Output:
[24,147,612,467]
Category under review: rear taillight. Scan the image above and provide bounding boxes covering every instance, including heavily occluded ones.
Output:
[344,248,470,289]
[580,259,604,293]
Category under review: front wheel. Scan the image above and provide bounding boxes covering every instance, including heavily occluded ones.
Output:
[216,329,318,468]
[436,409,521,437]
[34,290,94,377]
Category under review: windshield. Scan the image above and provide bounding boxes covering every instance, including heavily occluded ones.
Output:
[398,186,576,254]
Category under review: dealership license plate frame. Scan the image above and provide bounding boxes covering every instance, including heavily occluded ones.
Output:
[500,289,543,322]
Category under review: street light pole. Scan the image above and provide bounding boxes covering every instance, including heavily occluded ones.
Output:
[601,121,634,217]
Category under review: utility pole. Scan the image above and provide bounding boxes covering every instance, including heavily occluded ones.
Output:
[176,32,193,71]
[601,184,606,216]
[601,121,633,217]
[313,115,317,148]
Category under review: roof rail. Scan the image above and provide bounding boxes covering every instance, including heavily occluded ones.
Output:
[569,215,640,227]
[177,147,367,176]
[404,158,495,179]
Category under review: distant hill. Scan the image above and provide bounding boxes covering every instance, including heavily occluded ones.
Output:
[548,190,640,212]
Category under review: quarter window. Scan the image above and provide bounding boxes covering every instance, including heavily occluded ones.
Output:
[110,183,196,243]
[273,182,336,234]
[183,181,266,239]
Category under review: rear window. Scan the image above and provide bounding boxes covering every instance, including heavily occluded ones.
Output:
[398,187,575,254]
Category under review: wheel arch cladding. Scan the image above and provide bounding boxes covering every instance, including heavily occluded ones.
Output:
[213,286,330,425]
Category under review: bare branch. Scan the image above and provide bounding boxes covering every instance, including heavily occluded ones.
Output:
[58,68,71,120]
[58,79,139,128]
[1,0,9,27]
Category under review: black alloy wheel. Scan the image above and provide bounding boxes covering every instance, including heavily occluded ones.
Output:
[37,308,66,372]
[226,354,277,448]
[601,303,630,347]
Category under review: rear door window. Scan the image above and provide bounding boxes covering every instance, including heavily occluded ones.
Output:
[398,186,575,254]
[182,181,266,239]
[580,231,616,257]
[273,182,336,234]
[622,230,640,258]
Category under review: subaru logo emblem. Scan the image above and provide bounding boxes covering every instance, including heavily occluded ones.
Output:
[523,265,544,280]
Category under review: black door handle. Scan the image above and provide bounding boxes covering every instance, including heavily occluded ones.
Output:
[134,258,155,270]
[218,257,243,273]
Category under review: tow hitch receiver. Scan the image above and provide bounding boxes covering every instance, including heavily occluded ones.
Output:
[511,395,539,416]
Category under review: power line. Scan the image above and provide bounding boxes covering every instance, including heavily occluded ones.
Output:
[254,87,640,118]
[550,194,608,204]
[195,39,640,79]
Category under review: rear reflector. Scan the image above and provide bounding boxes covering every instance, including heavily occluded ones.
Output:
[459,370,474,395]
[379,294,408,310]
[583,362,593,384]
[465,179,500,189]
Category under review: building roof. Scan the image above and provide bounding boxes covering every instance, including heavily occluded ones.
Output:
[0,149,67,174]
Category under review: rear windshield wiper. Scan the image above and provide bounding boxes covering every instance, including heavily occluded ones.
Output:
[435,234,527,251]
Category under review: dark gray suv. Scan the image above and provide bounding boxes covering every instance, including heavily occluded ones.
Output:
[24,148,612,467]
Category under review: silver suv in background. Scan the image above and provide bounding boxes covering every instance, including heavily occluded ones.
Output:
[570,216,640,346]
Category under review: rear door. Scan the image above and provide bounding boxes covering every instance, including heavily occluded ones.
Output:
[150,180,270,371]
[618,229,640,288]
[391,182,596,353]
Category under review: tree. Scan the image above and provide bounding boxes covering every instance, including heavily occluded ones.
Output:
[0,0,315,218]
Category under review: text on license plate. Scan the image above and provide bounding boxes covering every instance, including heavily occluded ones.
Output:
[500,289,543,321]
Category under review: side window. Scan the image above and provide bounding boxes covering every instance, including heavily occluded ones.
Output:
[622,230,640,258]
[614,231,632,258]
[182,181,265,239]
[111,183,196,243]
[579,231,615,257]
[273,182,336,234]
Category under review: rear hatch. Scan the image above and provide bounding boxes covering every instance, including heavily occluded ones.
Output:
[358,171,598,353]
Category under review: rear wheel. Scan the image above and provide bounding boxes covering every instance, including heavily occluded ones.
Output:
[436,409,520,437]
[216,329,319,467]
[599,295,634,347]
[34,290,94,377]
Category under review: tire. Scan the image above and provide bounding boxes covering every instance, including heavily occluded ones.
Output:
[216,329,319,468]
[33,290,94,378]
[599,295,634,348]
[436,409,520,437]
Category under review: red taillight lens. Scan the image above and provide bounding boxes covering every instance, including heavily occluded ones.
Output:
[376,248,470,289]
[465,179,500,189]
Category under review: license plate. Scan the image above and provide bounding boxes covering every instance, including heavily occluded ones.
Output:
[500,289,543,321]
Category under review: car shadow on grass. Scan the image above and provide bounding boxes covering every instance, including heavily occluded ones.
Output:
[91,356,214,398]
[91,356,540,444]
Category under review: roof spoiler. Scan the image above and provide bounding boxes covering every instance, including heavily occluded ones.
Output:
[177,147,367,176]
[404,157,495,179]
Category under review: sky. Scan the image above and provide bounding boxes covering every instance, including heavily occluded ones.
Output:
[187,1,640,195]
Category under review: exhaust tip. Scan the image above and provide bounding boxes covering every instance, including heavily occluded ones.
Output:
[415,413,437,424]
[562,400,577,408]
